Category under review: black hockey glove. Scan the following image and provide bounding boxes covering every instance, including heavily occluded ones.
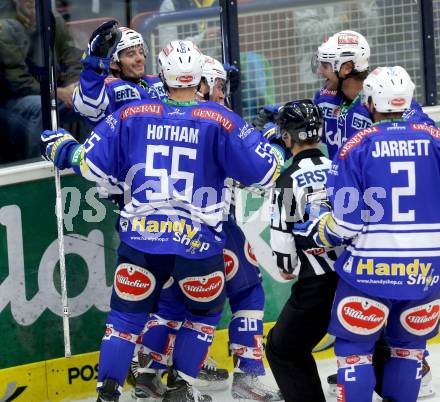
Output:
[88,19,121,58]
[252,104,281,131]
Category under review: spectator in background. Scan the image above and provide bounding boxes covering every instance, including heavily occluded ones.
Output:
[0,0,83,162]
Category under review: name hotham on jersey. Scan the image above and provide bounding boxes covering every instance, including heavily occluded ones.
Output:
[147,124,199,144]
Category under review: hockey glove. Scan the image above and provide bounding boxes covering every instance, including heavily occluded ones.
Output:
[89,20,121,58]
[81,20,121,73]
[252,104,282,131]
[41,128,79,170]
[262,122,279,142]
[263,122,292,161]
[293,202,342,249]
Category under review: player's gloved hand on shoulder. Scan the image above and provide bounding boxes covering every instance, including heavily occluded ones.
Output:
[262,122,279,142]
[81,20,121,73]
[41,128,79,169]
[262,122,292,163]
[293,202,342,249]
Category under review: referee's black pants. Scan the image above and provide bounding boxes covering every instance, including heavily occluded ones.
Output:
[266,272,338,402]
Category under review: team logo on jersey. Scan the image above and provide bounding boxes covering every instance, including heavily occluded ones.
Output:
[319,88,338,97]
[105,114,118,131]
[351,112,371,130]
[114,85,141,101]
[412,124,440,140]
[192,108,234,132]
[104,76,119,84]
[179,271,225,302]
[337,296,388,335]
[319,102,339,119]
[239,122,254,139]
[120,104,163,120]
[338,126,380,159]
[400,301,440,336]
[244,240,259,267]
[114,263,156,301]
[224,249,239,281]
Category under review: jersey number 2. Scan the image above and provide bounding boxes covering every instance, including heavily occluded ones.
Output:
[390,161,415,222]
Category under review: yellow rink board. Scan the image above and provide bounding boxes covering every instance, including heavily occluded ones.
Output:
[1,324,439,402]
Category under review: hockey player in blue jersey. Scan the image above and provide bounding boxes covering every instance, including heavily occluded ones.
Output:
[295,66,440,402]
[71,23,282,399]
[72,23,230,395]
[41,40,282,402]
[134,55,283,401]
[313,30,435,161]
[313,31,436,399]
[73,21,167,126]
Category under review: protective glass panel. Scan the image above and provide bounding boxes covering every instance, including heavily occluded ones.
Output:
[237,0,424,120]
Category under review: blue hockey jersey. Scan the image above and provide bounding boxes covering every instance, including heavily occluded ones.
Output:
[325,95,436,160]
[73,68,167,126]
[323,120,440,300]
[73,98,281,258]
[314,86,343,158]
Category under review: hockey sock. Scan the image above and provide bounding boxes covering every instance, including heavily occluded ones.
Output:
[229,284,265,376]
[335,338,375,402]
[141,314,182,370]
[229,311,265,375]
[172,310,222,382]
[97,310,146,388]
[382,344,425,402]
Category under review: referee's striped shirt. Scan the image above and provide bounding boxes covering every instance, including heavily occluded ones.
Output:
[270,148,340,279]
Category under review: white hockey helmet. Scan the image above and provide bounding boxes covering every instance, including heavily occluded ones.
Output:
[314,30,370,74]
[112,27,147,62]
[202,55,227,95]
[157,40,203,88]
[362,66,415,113]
